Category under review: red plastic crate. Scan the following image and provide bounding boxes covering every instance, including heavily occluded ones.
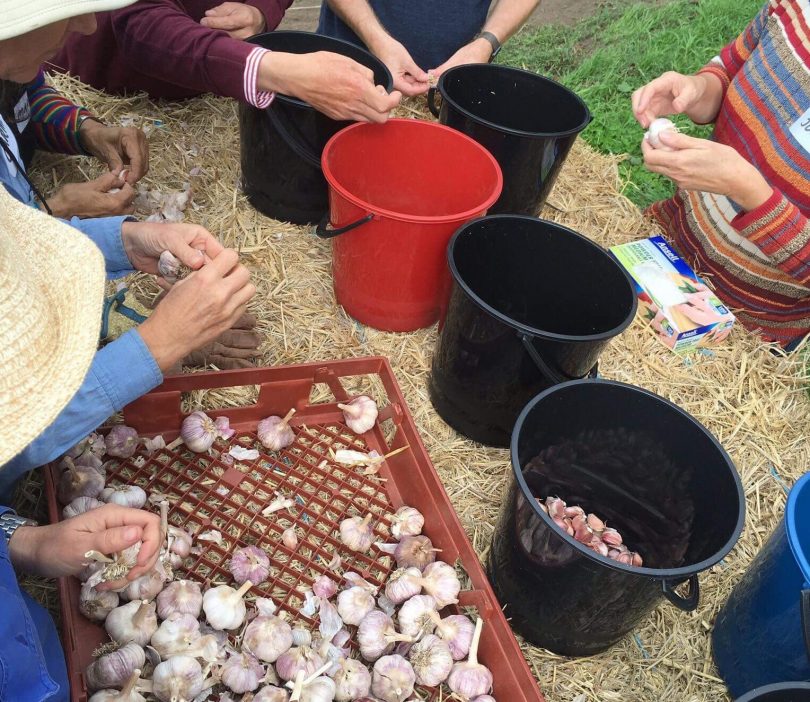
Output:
[45,357,544,702]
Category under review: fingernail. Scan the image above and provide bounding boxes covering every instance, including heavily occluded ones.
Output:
[124,526,139,542]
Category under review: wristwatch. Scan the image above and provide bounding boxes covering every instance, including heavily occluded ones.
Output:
[0,511,38,544]
[475,31,502,62]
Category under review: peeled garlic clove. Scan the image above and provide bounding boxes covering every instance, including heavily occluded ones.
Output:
[156,579,202,619]
[602,527,623,547]
[63,496,104,519]
[180,411,218,453]
[106,600,158,646]
[152,656,204,702]
[393,535,438,571]
[333,658,371,702]
[339,514,374,552]
[398,595,437,639]
[105,426,140,458]
[80,582,119,622]
[447,619,492,699]
[86,642,146,691]
[433,614,475,661]
[202,580,252,630]
[244,613,293,663]
[337,396,378,435]
[89,668,146,702]
[222,652,266,694]
[282,528,299,549]
[58,457,105,504]
[230,545,271,585]
[257,409,296,451]
[587,513,606,533]
[275,645,326,682]
[630,551,643,567]
[589,536,609,558]
[100,485,148,509]
[384,567,423,605]
[420,561,461,608]
[371,655,415,702]
[390,506,423,539]
[337,586,376,626]
[312,575,338,599]
[409,633,453,687]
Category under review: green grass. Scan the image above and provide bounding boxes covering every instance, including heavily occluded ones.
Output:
[499,0,764,207]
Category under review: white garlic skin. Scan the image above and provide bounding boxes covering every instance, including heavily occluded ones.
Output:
[390,506,424,539]
[181,411,218,453]
[257,414,295,451]
[448,662,493,699]
[291,627,312,647]
[158,250,183,283]
[202,582,250,630]
[301,676,337,702]
[100,485,147,509]
[435,614,475,661]
[339,514,374,552]
[105,600,158,646]
[420,561,461,608]
[384,567,423,605]
[244,614,293,663]
[156,580,202,619]
[85,642,146,691]
[152,656,203,702]
[337,586,376,626]
[333,658,372,702]
[337,396,378,435]
[221,652,265,694]
[253,685,290,702]
[397,595,437,639]
[80,582,119,622]
[409,634,453,687]
[63,496,104,519]
[371,655,415,702]
[274,645,326,682]
[645,117,678,150]
[282,527,299,549]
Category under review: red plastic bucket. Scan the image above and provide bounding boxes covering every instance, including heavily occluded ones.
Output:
[318,118,503,332]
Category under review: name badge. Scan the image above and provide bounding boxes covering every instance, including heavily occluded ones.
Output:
[0,119,20,177]
[14,93,30,133]
[789,107,810,154]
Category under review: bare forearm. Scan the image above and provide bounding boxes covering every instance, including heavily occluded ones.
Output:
[483,0,539,43]
[326,0,391,53]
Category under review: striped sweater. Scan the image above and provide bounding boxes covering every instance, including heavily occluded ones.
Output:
[25,71,93,155]
[648,0,810,347]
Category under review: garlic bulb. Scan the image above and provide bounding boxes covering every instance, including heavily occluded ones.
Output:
[89,669,145,702]
[257,408,296,451]
[432,613,475,661]
[151,613,201,658]
[357,611,412,662]
[472,696,497,702]
[337,586,375,626]
[275,645,326,682]
[313,575,338,599]
[105,426,140,458]
[244,612,293,663]
[447,619,492,699]
[222,652,265,694]
[58,458,105,504]
[645,117,678,150]
[337,396,378,435]
[80,582,119,622]
[157,580,202,619]
[384,567,423,605]
[158,250,191,284]
[230,546,271,585]
[390,506,423,539]
[121,560,168,602]
[168,525,192,558]
[106,600,158,646]
[180,411,218,453]
[371,655,415,702]
[86,642,146,691]
[394,536,439,571]
[100,485,147,509]
[340,514,374,552]
[202,580,252,630]
[282,528,299,549]
[73,452,106,474]
[83,543,142,586]
[63,496,104,519]
[152,656,204,702]
[409,634,453,687]
[333,658,371,702]
[420,561,460,607]
[398,595,437,639]
[254,686,291,702]
[68,432,107,460]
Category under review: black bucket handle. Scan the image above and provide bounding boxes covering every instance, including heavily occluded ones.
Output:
[314,213,374,239]
[661,575,700,612]
[266,104,322,170]
[519,332,583,386]
[427,87,441,118]
[803,589,810,661]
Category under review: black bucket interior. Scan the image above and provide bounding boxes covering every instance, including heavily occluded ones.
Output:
[736,685,810,702]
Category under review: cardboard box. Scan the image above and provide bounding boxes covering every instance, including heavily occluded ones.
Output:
[610,236,735,353]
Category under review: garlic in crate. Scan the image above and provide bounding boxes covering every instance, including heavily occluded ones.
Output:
[180,411,218,453]
[244,607,293,663]
[339,514,374,552]
[420,561,461,607]
[472,696,497,702]
[447,618,493,699]
[275,644,326,682]
[333,658,371,702]
[57,457,105,504]
[202,580,253,630]
[152,656,204,702]
[409,634,453,687]
[86,642,146,691]
[398,594,437,639]
[88,669,145,702]
[221,652,266,694]
[79,582,119,622]
[105,425,140,458]
[253,685,291,702]
[384,567,422,605]
[357,611,412,662]
[377,535,439,571]
[390,506,424,539]
[371,655,415,702]
[431,613,475,661]
[257,408,296,451]
[105,600,158,646]
[150,613,219,661]
[229,545,271,585]
[336,586,375,626]
[67,432,107,461]
[337,396,378,434]
[100,485,147,509]
[120,560,168,602]
[282,527,299,549]
[156,579,202,619]
[63,496,104,519]
[313,574,338,599]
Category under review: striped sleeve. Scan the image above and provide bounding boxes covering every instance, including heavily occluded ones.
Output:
[26,71,94,155]
[717,1,773,80]
[244,46,276,109]
[733,189,810,286]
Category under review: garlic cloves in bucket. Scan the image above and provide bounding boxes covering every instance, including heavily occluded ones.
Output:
[333,658,371,702]
[202,580,252,630]
[230,545,271,585]
[180,411,218,453]
[100,485,148,509]
[339,514,374,552]
[371,655,415,702]
[338,396,378,435]
[86,642,146,691]
[257,409,296,451]
[447,618,493,699]
[152,656,204,702]
[409,634,453,687]
[336,586,375,626]
[390,506,424,539]
[58,457,105,504]
[89,668,146,702]
[80,582,120,622]
[222,652,266,694]
[156,579,203,619]
[106,599,158,646]
[431,613,475,661]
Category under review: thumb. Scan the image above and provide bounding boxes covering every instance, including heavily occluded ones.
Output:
[405,60,429,83]
[174,242,207,270]
[95,525,143,556]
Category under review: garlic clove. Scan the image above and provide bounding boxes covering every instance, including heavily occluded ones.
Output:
[222,652,266,694]
[291,627,313,647]
[409,633,453,687]
[257,409,296,451]
[312,575,338,599]
[336,586,376,626]
[337,396,378,435]
[63,496,104,520]
[282,528,299,550]
[371,655,415,702]
[447,618,493,699]
[254,685,291,702]
[230,546,271,585]
[158,250,191,284]
[180,411,218,453]
[384,567,423,605]
[602,527,623,547]
[120,559,169,602]
[86,642,146,692]
[67,432,107,461]
[215,416,236,440]
[646,117,679,150]
[152,656,204,702]
[80,582,120,622]
[105,600,158,647]
[202,580,252,630]
[339,514,374,552]
[390,506,424,539]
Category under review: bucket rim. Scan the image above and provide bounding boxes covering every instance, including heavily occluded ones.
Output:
[734,682,810,702]
[247,30,394,110]
[787,472,810,584]
[447,214,638,343]
[321,118,504,224]
[436,63,592,139]
[509,378,746,580]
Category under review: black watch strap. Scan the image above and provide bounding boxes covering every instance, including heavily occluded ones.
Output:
[476,30,502,61]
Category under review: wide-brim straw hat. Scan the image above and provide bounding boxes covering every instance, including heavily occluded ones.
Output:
[0,0,136,41]
[0,189,105,464]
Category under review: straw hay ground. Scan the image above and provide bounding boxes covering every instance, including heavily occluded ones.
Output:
[24,73,810,702]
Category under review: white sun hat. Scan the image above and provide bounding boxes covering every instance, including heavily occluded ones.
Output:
[0,0,137,41]
[0,189,105,464]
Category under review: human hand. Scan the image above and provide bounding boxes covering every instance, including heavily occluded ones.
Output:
[641,131,773,210]
[138,248,256,371]
[48,173,136,218]
[200,1,266,39]
[372,37,429,97]
[428,37,494,79]
[121,221,224,275]
[7,504,160,587]
[259,51,402,122]
[79,120,149,184]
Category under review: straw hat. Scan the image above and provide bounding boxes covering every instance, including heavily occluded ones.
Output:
[0,0,136,41]
[0,189,105,464]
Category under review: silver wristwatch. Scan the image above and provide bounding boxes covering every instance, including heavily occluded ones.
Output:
[0,512,37,543]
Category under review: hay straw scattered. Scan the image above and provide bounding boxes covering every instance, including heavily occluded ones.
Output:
[23,73,810,702]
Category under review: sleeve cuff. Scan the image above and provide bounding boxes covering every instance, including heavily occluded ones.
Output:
[731,188,782,233]
[244,46,276,108]
[66,215,135,278]
[92,330,163,412]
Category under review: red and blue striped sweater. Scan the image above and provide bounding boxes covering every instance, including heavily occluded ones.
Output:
[649,0,810,347]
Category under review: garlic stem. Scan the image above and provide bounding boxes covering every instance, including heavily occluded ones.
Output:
[85,550,115,564]
[290,671,305,702]
[235,580,254,599]
[284,661,332,690]
[469,618,483,666]
[160,501,169,549]
[122,669,141,697]
[132,601,152,629]
[361,514,372,528]
[280,408,296,428]
[166,437,183,451]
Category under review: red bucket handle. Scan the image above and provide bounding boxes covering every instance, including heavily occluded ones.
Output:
[314,212,374,239]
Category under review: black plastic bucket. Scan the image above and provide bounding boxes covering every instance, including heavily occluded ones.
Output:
[736,684,810,702]
[428,215,636,447]
[487,379,745,656]
[239,32,393,224]
[428,63,590,215]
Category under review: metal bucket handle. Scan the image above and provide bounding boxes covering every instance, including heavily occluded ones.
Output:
[314,212,374,239]
[266,104,323,170]
[662,575,700,611]
[427,87,441,118]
